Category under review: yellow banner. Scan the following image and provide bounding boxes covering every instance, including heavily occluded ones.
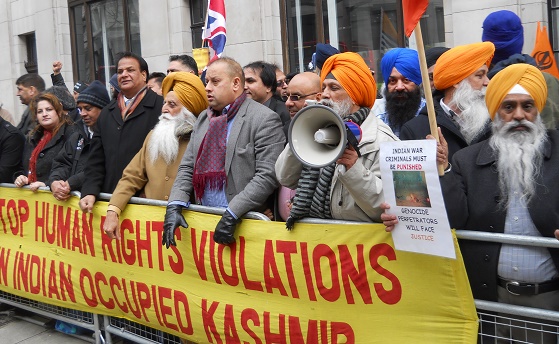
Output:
[0,187,477,343]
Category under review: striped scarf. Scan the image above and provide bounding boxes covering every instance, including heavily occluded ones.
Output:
[192,93,247,201]
[117,86,147,120]
[286,107,370,230]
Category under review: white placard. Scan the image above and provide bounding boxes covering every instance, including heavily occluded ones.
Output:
[379,140,455,259]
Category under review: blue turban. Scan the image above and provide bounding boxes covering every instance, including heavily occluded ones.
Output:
[315,43,340,69]
[381,48,422,86]
[482,10,524,65]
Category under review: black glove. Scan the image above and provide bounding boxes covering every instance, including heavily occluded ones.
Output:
[162,204,188,248]
[213,210,241,245]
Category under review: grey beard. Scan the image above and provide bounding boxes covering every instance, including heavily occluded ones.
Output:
[489,115,547,207]
[449,80,490,144]
[320,98,354,118]
[147,107,196,165]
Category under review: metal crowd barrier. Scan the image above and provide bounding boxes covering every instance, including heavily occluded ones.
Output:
[3,182,559,343]
[0,183,269,344]
[456,230,559,343]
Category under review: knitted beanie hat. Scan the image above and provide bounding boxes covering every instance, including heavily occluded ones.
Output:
[77,80,110,109]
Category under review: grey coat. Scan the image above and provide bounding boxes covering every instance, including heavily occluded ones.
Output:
[169,97,285,217]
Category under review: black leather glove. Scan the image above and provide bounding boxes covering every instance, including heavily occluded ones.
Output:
[162,204,188,248]
[213,210,241,245]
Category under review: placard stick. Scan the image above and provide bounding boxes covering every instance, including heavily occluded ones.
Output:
[414,22,444,176]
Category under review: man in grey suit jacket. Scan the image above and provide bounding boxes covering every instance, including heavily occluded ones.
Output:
[163,57,285,246]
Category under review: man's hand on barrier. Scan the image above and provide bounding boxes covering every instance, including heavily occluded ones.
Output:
[51,180,71,201]
[555,229,559,240]
[104,211,121,240]
[380,202,398,232]
[213,210,241,245]
[162,204,188,249]
[79,195,96,213]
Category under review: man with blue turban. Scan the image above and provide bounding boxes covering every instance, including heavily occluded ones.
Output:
[377,48,424,137]
[482,10,524,66]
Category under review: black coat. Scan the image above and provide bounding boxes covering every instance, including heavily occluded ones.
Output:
[0,117,24,183]
[81,89,163,196]
[48,120,92,190]
[440,130,559,301]
[19,123,76,183]
[268,96,291,139]
[399,94,491,160]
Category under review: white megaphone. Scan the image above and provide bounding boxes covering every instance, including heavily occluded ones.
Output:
[288,104,362,168]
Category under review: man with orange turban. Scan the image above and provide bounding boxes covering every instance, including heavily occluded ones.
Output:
[440,64,559,342]
[103,72,208,240]
[276,52,398,227]
[400,42,495,161]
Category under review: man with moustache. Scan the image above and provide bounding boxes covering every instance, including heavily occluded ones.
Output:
[400,42,495,160]
[79,52,163,212]
[283,72,322,119]
[243,61,290,136]
[377,48,424,137]
[382,64,559,343]
[276,52,398,228]
[162,57,285,247]
[103,72,208,240]
[48,81,110,201]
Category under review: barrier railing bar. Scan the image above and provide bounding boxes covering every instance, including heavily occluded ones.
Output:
[475,299,559,323]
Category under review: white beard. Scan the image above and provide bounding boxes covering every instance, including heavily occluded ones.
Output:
[449,80,491,144]
[147,107,196,165]
[320,98,354,118]
[489,115,547,207]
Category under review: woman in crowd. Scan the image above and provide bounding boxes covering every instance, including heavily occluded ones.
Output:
[14,92,75,190]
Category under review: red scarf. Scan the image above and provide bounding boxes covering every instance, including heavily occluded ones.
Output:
[192,93,247,201]
[117,86,147,120]
[28,130,53,183]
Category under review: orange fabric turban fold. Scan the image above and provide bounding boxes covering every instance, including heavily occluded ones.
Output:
[161,72,208,116]
[434,42,495,90]
[320,52,376,108]
[485,64,547,120]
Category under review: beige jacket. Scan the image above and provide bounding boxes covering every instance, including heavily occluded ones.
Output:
[109,131,189,214]
[275,115,398,222]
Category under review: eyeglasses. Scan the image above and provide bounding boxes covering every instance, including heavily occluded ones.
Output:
[277,80,287,87]
[281,92,318,102]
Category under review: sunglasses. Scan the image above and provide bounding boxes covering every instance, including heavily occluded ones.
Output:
[281,92,318,102]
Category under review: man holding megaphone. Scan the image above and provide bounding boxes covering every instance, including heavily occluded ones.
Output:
[276,52,398,229]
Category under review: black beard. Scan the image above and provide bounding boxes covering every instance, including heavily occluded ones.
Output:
[384,87,422,129]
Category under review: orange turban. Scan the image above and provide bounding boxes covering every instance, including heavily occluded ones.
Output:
[161,72,208,116]
[434,42,495,90]
[485,64,547,120]
[320,52,376,108]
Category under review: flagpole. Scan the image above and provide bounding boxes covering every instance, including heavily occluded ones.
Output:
[414,22,444,176]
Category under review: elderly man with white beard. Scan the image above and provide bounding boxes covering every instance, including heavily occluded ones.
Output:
[383,64,559,343]
[400,42,495,161]
[275,52,398,228]
[103,72,208,240]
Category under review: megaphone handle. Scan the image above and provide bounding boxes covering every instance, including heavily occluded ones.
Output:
[345,125,362,158]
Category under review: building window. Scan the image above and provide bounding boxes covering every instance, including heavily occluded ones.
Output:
[69,0,141,84]
[23,33,38,74]
[282,0,445,86]
[190,0,208,49]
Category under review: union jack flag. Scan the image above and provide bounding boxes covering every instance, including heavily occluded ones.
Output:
[202,0,226,62]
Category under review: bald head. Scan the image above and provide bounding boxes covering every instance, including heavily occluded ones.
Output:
[285,72,322,118]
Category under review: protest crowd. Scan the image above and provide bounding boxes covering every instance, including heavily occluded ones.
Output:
[2,5,559,344]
